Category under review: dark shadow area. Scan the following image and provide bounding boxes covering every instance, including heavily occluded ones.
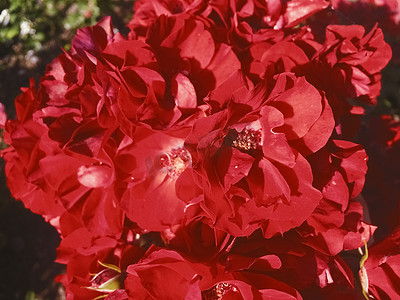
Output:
[0,159,64,300]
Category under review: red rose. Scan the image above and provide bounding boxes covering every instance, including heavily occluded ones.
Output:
[45,15,203,137]
[128,0,206,37]
[182,71,328,238]
[246,22,391,136]
[144,13,241,104]
[116,124,200,231]
[296,139,372,255]
[2,76,125,237]
[231,232,356,297]
[299,198,377,256]
[248,35,313,83]
[3,122,124,237]
[128,0,329,37]
[309,24,392,105]
[2,80,65,224]
[56,227,145,300]
[125,246,302,299]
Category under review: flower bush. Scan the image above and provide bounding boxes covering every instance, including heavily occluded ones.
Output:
[1,0,399,299]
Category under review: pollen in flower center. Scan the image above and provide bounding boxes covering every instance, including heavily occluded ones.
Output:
[202,282,239,299]
[232,128,262,151]
[159,147,191,179]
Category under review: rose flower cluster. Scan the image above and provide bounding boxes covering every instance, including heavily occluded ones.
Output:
[1,0,399,299]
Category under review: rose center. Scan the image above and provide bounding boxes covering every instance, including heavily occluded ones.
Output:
[202,282,239,300]
[232,128,262,151]
[159,147,191,179]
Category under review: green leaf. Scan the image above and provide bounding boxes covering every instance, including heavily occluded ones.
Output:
[85,274,123,293]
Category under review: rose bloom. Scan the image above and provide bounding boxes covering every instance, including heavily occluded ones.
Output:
[306,24,392,107]
[1,77,125,237]
[248,23,391,126]
[127,0,330,82]
[143,12,242,107]
[229,231,360,299]
[2,80,66,225]
[115,123,199,231]
[179,71,332,238]
[43,15,216,138]
[56,226,145,300]
[294,139,376,256]
[3,13,232,235]
[2,18,159,237]
[246,22,391,142]
[124,245,302,299]
[128,0,330,37]
[48,16,173,135]
[66,13,241,133]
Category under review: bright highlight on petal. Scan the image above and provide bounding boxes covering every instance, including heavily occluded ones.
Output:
[77,163,112,188]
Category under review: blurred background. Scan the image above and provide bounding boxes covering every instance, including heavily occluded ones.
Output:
[0,1,134,299]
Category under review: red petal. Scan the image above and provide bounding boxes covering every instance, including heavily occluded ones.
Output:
[77,164,113,188]
[171,73,197,109]
[271,77,322,139]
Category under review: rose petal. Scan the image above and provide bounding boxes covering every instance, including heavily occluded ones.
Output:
[77,164,113,188]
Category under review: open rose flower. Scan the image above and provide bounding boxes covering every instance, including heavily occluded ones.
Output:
[116,123,201,231]
[125,246,302,299]
[247,23,392,129]
[2,74,125,237]
[182,71,330,238]
[44,15,213,140]
[297,197,377,256]
[327,0,400,63]
[3,104,124,238]
[308,24,392,106]
[45,16,175,136]
[2,19,129,237]
[2,80,66,225]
